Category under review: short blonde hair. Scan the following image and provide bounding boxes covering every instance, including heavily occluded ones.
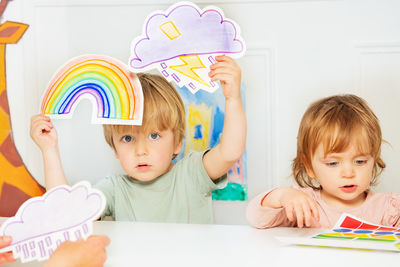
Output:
[292,94,385,189]
[103,73,185,150]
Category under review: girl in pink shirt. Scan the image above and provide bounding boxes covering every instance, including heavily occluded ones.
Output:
[247,94,400,229]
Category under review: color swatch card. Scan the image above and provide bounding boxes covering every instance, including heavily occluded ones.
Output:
[277,213,400,252]
[129,1,245,94]
[41,54,144,125]
[0,182,105,263]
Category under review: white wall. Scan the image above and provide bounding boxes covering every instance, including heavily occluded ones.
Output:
[4,0,400,225]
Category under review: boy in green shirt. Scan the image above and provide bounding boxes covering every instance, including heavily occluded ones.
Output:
[30,55,246,223]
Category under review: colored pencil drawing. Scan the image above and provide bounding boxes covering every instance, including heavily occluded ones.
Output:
[40,55,144,125]
[0,182,105,263]
[129,1,245,94]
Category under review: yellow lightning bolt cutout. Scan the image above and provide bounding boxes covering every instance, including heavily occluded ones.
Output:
[169,55,210,87]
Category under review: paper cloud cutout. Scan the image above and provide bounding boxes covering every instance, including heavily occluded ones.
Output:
[0,182,105,263]
[129,1,245,94]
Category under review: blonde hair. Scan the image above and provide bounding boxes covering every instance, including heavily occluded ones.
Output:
[292,94,386,189]
[103,73,185,151]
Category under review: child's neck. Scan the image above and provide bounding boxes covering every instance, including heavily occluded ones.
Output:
[320,190,368,211]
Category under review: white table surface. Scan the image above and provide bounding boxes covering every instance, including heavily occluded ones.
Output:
[4,221,400,267]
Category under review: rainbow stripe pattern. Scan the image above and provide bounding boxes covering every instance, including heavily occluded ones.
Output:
[41,55,143,125]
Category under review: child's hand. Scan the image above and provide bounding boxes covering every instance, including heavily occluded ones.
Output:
[263,187,320,228]
[209,55,241,100]
[0,236,15,264]
[44,235,110,267]
[30,114,58,152]
[279,188,320,228]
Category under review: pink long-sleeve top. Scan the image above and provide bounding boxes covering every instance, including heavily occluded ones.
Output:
[246,186,400,229]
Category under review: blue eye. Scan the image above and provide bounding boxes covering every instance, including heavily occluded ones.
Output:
[355,159,368,165]
[149,133,160,140]
[122,135,133,143]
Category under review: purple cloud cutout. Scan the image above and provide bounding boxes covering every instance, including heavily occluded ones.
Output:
[129,2,245,70]
[0,182,105,246]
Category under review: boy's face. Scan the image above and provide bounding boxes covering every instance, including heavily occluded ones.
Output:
[112,126,182,182]
[307,143,374,209]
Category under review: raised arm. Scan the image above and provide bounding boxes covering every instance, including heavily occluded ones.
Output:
[30,114,68,189]
[203,55,246,180]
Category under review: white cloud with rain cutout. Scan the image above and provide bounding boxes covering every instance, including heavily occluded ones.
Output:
[129,1,245,94]
[0,181,105,263]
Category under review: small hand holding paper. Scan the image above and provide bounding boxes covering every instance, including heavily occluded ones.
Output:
[44,235,110,267]
[0,236,15,264]
[209,55,242,100]
[0,182,105,263]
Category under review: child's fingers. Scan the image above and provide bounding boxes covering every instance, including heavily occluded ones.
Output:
[87,235,110,247]
[210,61,235,71]
[308,199,320,221]
[209,73,234,83]
[214,55,234,63]
[33,121,53,134]
[294,205,305,228]
[4,252,15,262]
[31,114,50,124]
[0,252,14,264]
[301,202,313,227]
[31,119,53,133]
[209,68,236,79]
[285,204,294,222]
[0,236,12,247]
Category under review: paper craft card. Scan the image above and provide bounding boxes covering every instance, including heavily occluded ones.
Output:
[41,54,144,125]
[0,182,105,263]
[129,1,245,94]
[277,213,400,252]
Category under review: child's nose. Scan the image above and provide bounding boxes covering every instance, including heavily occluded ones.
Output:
[135,139,148,156]
[341,163,355,178]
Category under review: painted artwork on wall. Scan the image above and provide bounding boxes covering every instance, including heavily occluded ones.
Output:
[0,182,105,263]
[41,55,144,125]
[0,0,45,217]
[277,213,400,252]
[129,1,245,94]
[175,84,247,201]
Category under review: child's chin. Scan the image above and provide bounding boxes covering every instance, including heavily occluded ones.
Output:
[129,174,158,182]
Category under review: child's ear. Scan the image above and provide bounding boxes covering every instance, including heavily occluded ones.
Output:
[305,165,315,179]
[302,154,315,178]
[174,141,182,155]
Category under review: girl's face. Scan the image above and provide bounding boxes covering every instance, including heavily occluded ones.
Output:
[307,143,374,210]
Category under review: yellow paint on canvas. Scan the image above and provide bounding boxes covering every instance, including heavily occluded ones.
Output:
[185,103,212,153]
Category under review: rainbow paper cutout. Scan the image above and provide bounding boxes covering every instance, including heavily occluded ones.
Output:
[41,55,143,125]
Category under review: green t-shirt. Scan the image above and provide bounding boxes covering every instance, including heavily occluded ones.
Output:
[94,150,227,224]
